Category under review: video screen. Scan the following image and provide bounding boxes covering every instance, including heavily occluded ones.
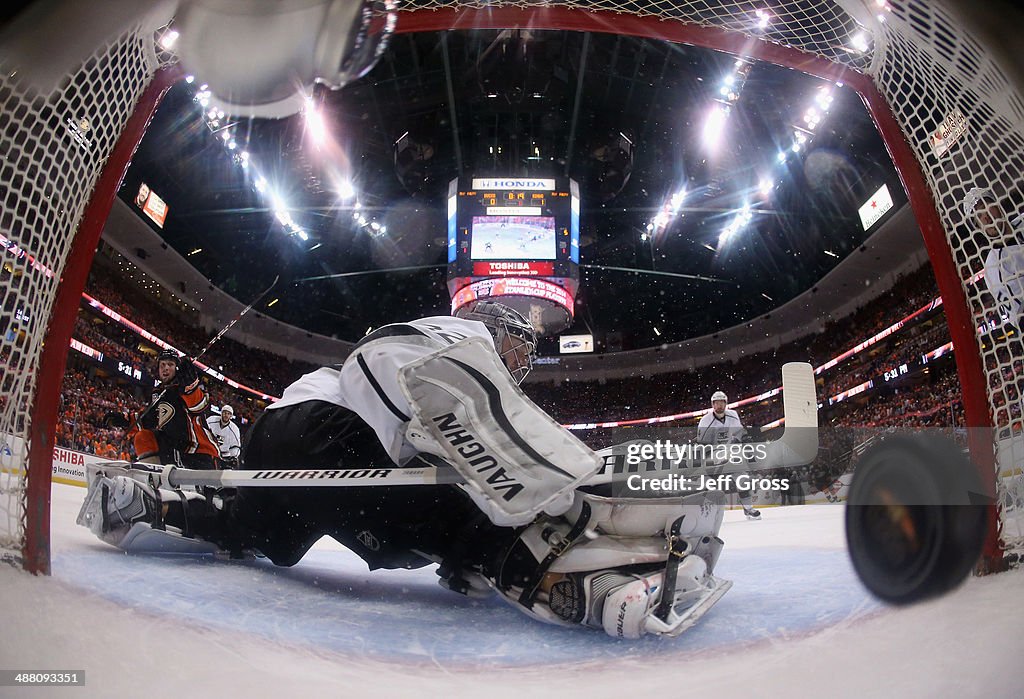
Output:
[470,215,556,260]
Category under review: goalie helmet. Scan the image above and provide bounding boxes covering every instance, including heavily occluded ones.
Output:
[456,301,537,384]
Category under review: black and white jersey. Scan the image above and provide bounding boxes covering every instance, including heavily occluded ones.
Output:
[695,408,746,445]
[205,415,241,459]
[268,316,495,465]
[983,217,1024,327]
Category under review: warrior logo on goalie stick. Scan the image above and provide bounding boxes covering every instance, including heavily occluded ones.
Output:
[432,412,525,501]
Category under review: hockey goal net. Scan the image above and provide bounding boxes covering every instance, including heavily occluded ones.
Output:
[1,0,1022,574]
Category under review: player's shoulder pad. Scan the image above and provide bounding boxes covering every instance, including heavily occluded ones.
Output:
[724,409,740,419]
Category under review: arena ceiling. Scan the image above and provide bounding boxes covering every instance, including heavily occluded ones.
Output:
[119,28,907,352]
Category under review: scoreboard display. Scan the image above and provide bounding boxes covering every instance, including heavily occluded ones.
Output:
[447,176,580,335]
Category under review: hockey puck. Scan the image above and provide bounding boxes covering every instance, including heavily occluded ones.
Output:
[845,434,988,605]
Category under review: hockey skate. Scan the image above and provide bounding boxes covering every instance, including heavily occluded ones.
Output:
[77,463,225,555]
[744,506,762,520]
[490,490,733,639]
[602,557,733,639]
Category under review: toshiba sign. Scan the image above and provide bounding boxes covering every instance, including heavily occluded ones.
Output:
[471,178,556,191]
[473,261,554,276]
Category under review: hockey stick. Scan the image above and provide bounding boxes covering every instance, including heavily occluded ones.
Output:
[192,274,281,365]
[97,363,818,491]
[132,275,281,427]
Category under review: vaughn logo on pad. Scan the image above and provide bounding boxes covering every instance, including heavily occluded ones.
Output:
[433,412,525,501]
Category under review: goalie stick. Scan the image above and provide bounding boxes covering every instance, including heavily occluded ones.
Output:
[92,363,818,492]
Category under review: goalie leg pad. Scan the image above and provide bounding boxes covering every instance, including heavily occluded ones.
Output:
[118,522,224,555]
[488,494,731,638]
[563,490,726,539]
[399,336,602,526]
[77,475,161,546]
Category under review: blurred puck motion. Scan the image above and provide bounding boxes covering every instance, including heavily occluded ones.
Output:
[845,434,990,605]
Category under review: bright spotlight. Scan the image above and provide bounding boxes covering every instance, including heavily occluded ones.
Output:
[702,104,729,149]
[158,30,179,50]
[304,100,328,147]
[337,179,356,200]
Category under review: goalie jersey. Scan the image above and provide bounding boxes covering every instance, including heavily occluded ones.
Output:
[983,215,1024,328]
[268,316,494,466]
[695,409,747,445]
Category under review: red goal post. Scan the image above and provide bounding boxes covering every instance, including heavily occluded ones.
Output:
[1,0,1020,574]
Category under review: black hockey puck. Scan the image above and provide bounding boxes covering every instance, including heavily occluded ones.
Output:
[845,434,988,605]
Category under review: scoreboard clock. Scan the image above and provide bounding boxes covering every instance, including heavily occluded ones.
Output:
[447,176,580,335]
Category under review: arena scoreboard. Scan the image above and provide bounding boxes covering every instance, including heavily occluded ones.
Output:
[447,176,580,335]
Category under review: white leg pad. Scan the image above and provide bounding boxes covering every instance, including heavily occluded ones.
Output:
[400,336,602,526]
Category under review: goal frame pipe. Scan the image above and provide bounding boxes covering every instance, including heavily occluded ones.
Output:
[23,8,1002,571]
[24,65,183,575]
[393,7,1000,566]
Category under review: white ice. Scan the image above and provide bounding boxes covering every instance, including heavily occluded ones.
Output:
[1,482,1021,698]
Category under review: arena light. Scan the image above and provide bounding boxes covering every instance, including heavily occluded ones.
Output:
[336,178,356,200]
[158,30,179,50]
[702,103,729,149]
[304,99,328,147]
[718,204,753,245]
[669,187,687,212]
[850,32,870,53]
[755,9,771,29]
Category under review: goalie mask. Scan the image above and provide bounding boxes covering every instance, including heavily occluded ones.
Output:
[456,301,537,384]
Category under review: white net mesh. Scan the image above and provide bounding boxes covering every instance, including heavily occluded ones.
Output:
[1,0,1021,569]
[0,21,173,568]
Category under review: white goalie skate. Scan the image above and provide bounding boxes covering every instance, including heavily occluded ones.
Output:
[77,462,222,555]
[490,489,733,639]
[599,556,732,639]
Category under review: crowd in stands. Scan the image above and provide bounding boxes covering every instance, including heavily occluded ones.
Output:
[56,365,136,460]
[51,260,980,496]
[84,266,317,397]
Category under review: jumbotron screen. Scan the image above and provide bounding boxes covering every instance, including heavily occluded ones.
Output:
[470,215,557,260]
[447,176,580,335]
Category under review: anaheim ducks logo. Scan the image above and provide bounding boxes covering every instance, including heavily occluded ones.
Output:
[155,402,175,429]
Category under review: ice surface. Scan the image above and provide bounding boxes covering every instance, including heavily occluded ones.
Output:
[0,482,1021,698]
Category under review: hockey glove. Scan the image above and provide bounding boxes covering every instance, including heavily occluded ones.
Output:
[177,357,199,390]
